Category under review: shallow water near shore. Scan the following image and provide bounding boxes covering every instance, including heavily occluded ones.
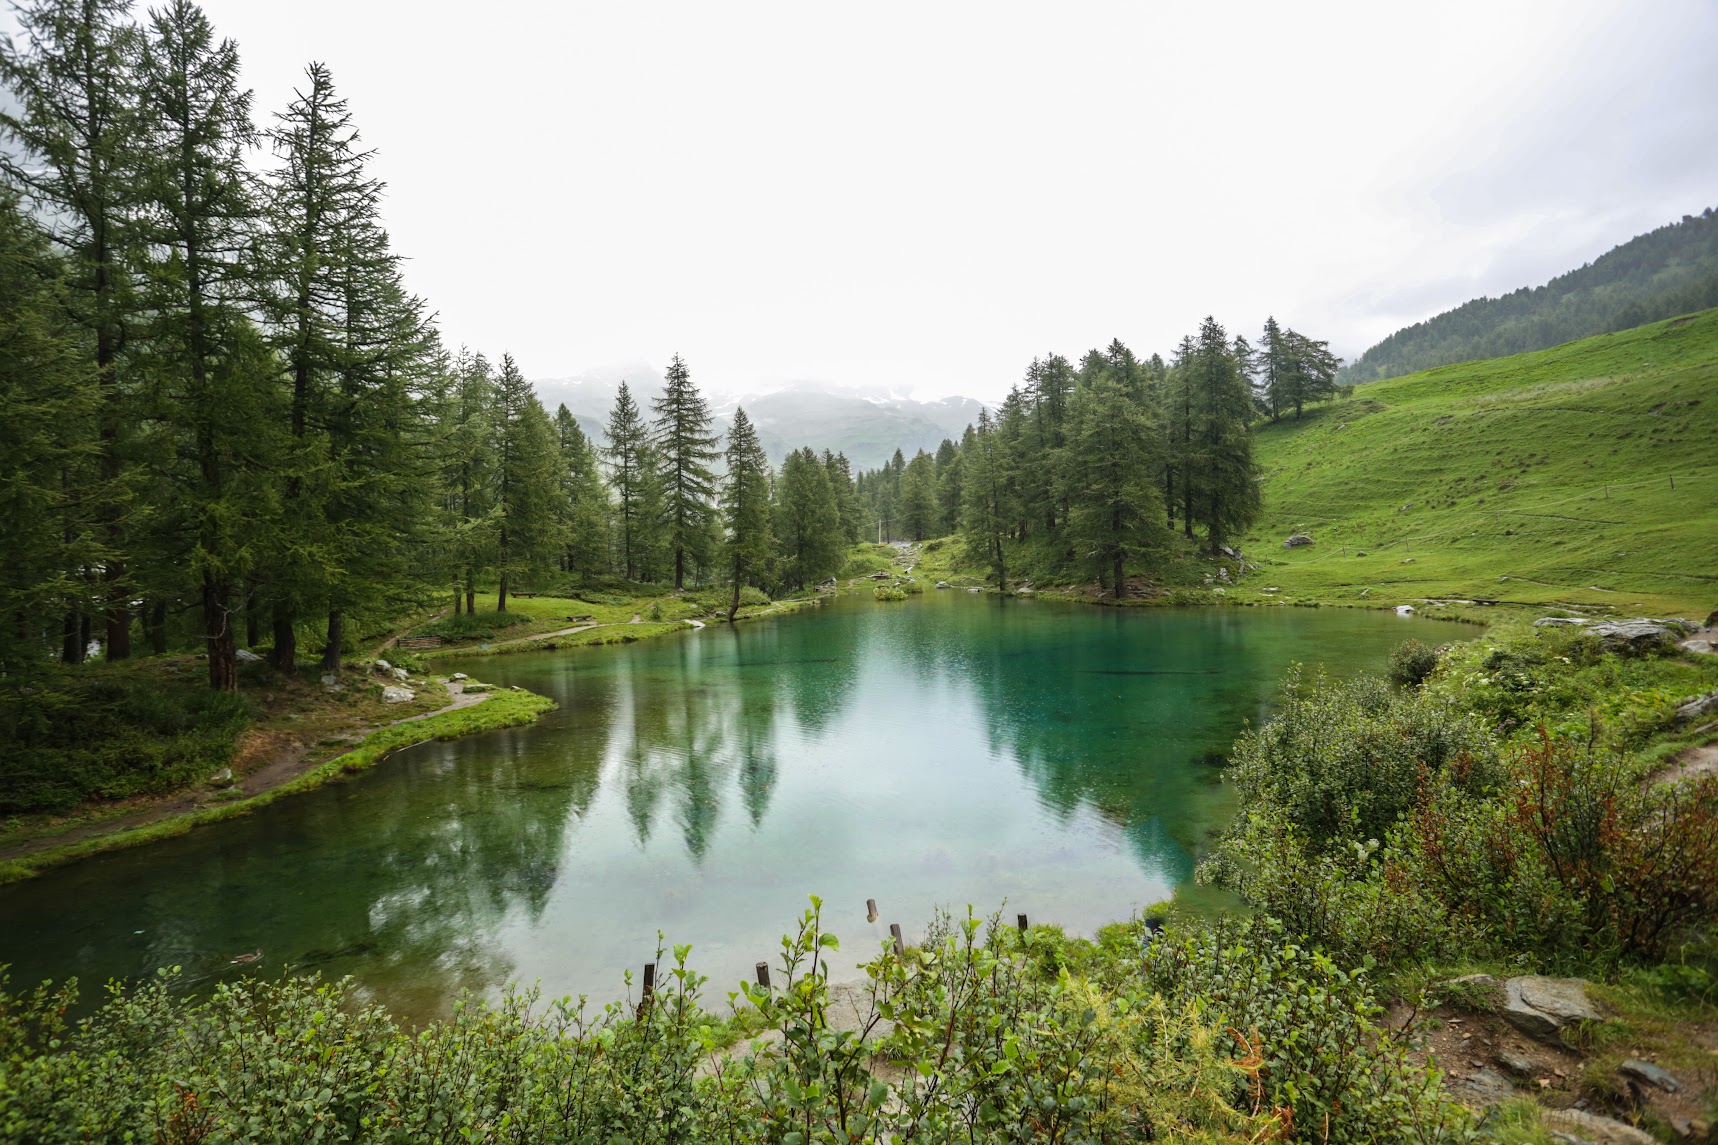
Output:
[0,595,1453,1021]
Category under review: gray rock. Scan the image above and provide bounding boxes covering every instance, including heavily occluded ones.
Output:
[1677,690,1718,723]
[1542,1108,1656,1145]
[320,673,338,686]
[1396,604,1415,616]
[1283,533,1314,548]
[1219,544,1242,560]
[1502,976,1602,1042]
[1618,1057,1678,1092]
[1534,616,1592,628]
[381,685,415,704]
[1497,1048,1535,1076]
[375,659,393,672]
[1679,636,1716,655]
[208,767,234,785]
[1443,972,1501,1001]
[1451,1067,1513,1105]
[1589,619,1680,653]
[451,672,468,681]
[235,648,263,662]
[935,581,952,589]
[390,667,409,681]
[1217,566,1231,582]
[1401,556,1416,564]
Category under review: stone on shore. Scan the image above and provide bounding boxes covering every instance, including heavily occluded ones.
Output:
[381,685,414,704]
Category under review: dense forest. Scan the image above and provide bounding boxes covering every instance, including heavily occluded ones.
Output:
[1342,206,1718,382]
[0,0,1346,693]
[857,318,1340,592]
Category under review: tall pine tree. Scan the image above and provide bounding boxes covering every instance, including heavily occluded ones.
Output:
[720,407,773,622]
[650,355,718,589]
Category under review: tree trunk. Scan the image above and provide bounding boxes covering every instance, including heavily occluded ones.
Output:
[675,547,685,591]
[246,609,259,649]
[1182,465,1194,539]
[62,609,82,664]
[147,599,168,655]
[497,571,508,613]
[728,574,741,624]
[204,574,237,691]
[1113,552,1124,603]
[79,610,92,659]
[271,606,297,673]
[464,569,475,617]
[321,611,343,672]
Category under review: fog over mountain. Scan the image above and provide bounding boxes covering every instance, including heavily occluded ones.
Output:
[532,368,987,472]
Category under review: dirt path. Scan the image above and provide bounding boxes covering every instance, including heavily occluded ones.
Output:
[1656,743,1718,787]
[0,684,495,864]
[478,623,601,650]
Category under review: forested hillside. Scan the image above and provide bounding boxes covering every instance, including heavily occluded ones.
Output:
[1343,207,1718,382]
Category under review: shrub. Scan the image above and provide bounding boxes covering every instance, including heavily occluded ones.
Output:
[1225,667,1499,852]
[1387,639,1438,688]
[873,585,908,601]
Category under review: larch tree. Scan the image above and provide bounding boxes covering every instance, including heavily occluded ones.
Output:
[133,0,278,690]
[603,381,654,582]
[959,409,1015,592]
[1060,373,1163,599]
[554,404,610,581]
[0,0,143,660]
[491,354,565,611]
[1188,316,1260,549]
[720,407,773,622]
[650,354,718,589]
[773,447,842,589]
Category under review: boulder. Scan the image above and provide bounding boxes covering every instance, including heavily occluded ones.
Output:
[1217,566,1230,582]
[935,581,952,589]
[1449,1066,1513,1107]
[208,767,234,785]
[375,659,393,673]
[1501,976,1602,1042]
[1676,690,1718,723]
[1283,534,1314,548]
[1396,605,1415,616]
[390,667,409,681]
[1618,1058,1678,1093]
[1534,617,1592,629]
[1541,1108,1656,1145]
[451,672,468,681]
[381,686,414,704]
[1401,557,1416,564]
[1680,635,1717,655]
[320,673,338,686]
[1589,619,1680,654]
[235,648,263,663]
[1219,544,1242,560]
[1496,1049,1535,1077]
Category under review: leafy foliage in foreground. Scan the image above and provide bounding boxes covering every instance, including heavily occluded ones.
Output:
[0,901,1474,1143]
[1204,625,1718,974]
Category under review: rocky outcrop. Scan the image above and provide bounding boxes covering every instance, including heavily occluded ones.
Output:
[1282,534,1314,548]
[1676,690,1718,723]
[381,685,415,704]
[1589,619,1682,654]
[1501,976,1602,1042]
[1541,1108,1656,1145]
[1534,616,1591,629]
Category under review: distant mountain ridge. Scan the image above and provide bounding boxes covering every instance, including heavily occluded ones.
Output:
[531,368,986,471]
[1343,206,1718,383]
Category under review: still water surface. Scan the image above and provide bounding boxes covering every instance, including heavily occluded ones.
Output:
[0,595,1451,1018]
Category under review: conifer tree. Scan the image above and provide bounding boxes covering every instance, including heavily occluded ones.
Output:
[1060,374,1163,598]
[899,450,938,541]
[1187,316,1260,549]
[960,409,1015,591]
[603,381,654,581]
[933,437,962,535]
[773,447,841,589]
[492,354,565,610]
[721,408,773,622]
[439,350,496,614]
[650,354,718,589]
[133,0,277,689]
[0,0,143,659]
[554,405,610,580]
[822,450,863,545]
[0,194,100,673]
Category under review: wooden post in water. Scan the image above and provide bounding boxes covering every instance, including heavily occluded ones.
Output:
[866,898,878,922]
[1017,913,1028,932]
[889,923,904,955]
[755,962,771,990]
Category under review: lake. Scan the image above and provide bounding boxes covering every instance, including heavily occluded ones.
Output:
[0,594,1452,1020]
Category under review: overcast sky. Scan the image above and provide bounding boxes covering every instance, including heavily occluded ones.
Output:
[16,1,1718,399]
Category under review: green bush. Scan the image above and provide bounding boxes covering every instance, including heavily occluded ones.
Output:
[1224,667,1499,852]
[873,585,908,601]
[0,903,1475,1143]
[1387,639,1438,688]
[0,670,254,813]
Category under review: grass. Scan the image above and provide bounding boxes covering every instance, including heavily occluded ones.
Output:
[415,588,794,658]
[0,684,554,884]
[1239,307,1718,617]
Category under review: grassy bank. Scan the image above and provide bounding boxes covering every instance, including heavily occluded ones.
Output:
[1241,308,1718,617]
[0,685,554,885]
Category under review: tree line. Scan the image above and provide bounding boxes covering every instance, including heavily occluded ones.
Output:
[854,317,1341,595]
[0,0,878,690]
[1342,206,1718,383]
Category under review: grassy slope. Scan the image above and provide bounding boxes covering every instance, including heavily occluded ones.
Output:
[1242,308,1718,617]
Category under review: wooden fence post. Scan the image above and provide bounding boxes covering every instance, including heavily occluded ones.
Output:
[755,962,771,990]
[1017,913,1029,932]
[866,898,878,923]
[889,923,904,955]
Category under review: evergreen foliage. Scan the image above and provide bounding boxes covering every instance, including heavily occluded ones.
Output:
[1344,206,1718,382]
[650,354,719,589]
[720,408,773,621]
